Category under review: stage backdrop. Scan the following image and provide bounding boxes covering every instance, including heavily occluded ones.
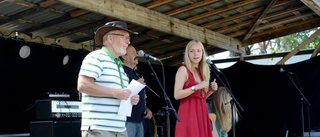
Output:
[219,55,320,137]
[0,38,88,134]
[139,55,320,137]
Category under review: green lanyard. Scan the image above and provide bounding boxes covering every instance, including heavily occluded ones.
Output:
[102,47,124,88]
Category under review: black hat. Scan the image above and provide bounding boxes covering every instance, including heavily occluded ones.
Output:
[94,21,138,45]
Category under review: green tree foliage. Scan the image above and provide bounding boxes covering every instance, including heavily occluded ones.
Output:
[273,28,320,53]
[214,28,320,58]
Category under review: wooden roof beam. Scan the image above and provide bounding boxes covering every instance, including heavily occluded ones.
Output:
[0,28,90,51]
[165,0,218,16]
[301,0,320,16]
[184,0,259,22]
[242,0,278,41]
[229,12,315,38]
[201,7,264,28]
[200,0,295,28]
[70,9,90,17]
[311,42,320,58]
[144,0,175,9]
[39,0,58,7]
[244,18,320,46]
[58,0,244,53]
[214,4,306,33]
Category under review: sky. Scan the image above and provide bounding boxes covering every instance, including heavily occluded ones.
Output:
[211,51,318,69]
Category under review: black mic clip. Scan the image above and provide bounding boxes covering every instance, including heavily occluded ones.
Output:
[279,68,294,75]
[206,58,221,74]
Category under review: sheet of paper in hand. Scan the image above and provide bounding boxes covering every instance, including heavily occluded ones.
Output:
[118,79,146,116]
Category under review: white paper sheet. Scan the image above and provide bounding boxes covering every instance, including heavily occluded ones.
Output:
[118,79,146,116]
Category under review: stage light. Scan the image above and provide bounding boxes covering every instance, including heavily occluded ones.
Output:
[19,45,31,59]
[62,54,69,65]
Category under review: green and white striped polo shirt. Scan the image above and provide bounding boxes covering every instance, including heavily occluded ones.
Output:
[79,47,129,132]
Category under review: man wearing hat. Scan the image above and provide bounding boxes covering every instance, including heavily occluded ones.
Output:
[77,21,139,137]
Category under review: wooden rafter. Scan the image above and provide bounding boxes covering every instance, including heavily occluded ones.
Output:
[184,0,259,22]
[165,0,218,16]
[242,0,278,41]
[58,0,244,53]
[245,17,320,45]
[230,11,316,38]
[214,1,305,33]
[0,28,90,51]
[201,7,264,28]
[311,42,320,58]
[301,0,320,16]
[144,0,175,9]
[39,0,58,7]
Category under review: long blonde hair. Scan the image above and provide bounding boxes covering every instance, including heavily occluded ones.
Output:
[211,87,239,132]
[183,40,210,92]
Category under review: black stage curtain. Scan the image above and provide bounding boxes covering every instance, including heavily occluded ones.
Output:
[0,38,88,134]
[140,56,320,137]
[219,56,320,137]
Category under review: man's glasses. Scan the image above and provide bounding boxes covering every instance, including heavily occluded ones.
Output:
[109,33,131,41]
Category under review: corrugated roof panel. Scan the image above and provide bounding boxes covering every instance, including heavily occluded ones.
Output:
[0,2,30,16]
[188,6,208,15]
[59,34,80,42]
[170,0,189,7]
[26,0,44,4]
[0,21,26,32]
[23,10,63,24]
[33,28,56,36]
[152,3,177,13]
[81,12,106,21]
[127,0,152,5]
[54,18,88,30]
[51,3,77,12]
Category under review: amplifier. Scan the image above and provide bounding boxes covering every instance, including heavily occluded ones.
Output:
[36,99,81,120]
[30,120,81,137]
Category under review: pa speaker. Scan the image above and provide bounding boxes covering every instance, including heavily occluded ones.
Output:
[30,120,81,137]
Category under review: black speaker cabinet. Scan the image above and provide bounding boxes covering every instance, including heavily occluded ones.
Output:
[30,120,81,137]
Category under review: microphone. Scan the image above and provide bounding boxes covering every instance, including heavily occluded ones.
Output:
[138,50,159,61]
[279,68,293,74]
[206,58,221,73]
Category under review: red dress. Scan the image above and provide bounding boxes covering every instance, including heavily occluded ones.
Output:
[175,65,213,137]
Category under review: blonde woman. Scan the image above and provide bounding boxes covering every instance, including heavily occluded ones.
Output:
[211,87,239,137]
[174,40,218,137]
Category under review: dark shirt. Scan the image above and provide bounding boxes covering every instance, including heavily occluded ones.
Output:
[123,65,146,122]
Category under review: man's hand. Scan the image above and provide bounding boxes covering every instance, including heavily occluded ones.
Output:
[144,108,153,119]
[115,89,131,100]
[137,77,145,84]
[131,94,140,105]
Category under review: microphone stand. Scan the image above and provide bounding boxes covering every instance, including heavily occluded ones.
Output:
[284,72,311,137]
[145,59,180,137]
[210,68,244,137]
